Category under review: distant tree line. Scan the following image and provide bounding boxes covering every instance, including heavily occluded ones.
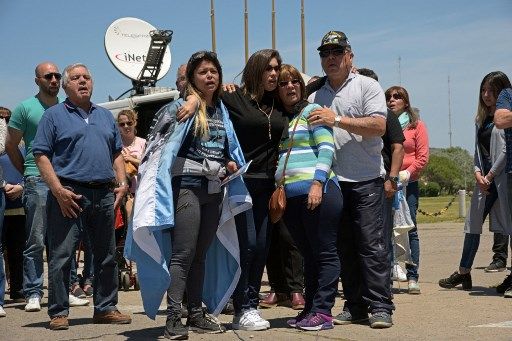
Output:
[419,147,473,197]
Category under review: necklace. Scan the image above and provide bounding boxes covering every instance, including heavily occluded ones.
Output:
[256,98,274,140]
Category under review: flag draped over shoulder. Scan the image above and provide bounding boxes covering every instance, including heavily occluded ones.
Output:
[124,99,251,319]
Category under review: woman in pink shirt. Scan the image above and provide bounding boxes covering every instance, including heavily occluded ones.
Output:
[386,86,429,295]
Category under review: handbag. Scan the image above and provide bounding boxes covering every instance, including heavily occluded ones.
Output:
[269,112,302,223]
[125,160,138,178]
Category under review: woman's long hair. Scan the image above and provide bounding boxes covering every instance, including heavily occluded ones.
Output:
[475,71,511,126]
[385,86,418,128]
[241,49,282,102]
[185,51,223,138]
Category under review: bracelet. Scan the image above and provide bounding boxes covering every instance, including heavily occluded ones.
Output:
[116,181,128,188]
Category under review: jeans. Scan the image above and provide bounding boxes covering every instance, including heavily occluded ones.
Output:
[22,176,48,299]
[70,229,94,287]
[233,178,274,314]
[47,184,118,317]
[265,219,304,295]
[166,187,222,316]
[405,181,420,281]
[338,178,394,315]
[284,181,342,315]
[459,182,498,269]
[0,192,6,306]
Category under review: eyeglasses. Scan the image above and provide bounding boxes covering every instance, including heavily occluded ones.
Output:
[319,49,345,58]
[118,121,133,127]
[188,51,217,66]
[278,79,300,88]
[386,93,403,101]
[40,72,62,81]
[265,65,280,73]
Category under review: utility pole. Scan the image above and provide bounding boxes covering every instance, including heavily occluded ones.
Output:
[301,0,306,73]
[210,0,216,52]
[448,75,453,148]
[271,0,276,49]
[398,56,401,85]
[244,0,249,63]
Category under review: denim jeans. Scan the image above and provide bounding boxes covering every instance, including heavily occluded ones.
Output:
[70,229,94,287]
[338,178,394,315]
[0,192,6,306]
[47,184,118,317]
[284,181,342,315]
[22,176,48,299]
[405,181,420,281]
[233,178,274,314]
[459,182,498,269]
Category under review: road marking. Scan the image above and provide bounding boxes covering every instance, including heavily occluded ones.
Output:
[471,321,512,328]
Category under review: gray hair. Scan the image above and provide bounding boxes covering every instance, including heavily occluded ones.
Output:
[62,63,92,88]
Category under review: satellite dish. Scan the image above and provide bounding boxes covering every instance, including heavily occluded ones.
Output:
[104,17,172,81]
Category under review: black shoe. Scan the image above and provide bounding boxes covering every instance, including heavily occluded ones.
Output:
[187,308,226,334]
[369,312,393,329]
[496,274,512,294]
[164,314,188,340]
[332,309,368,325]
[438,271,472,290]
[485,260,506,273]
[221,299,234,315]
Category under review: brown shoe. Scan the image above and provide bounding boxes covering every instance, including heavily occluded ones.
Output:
[50,315,69,330]
[259,292,288,308]
[291,292,305,310]
[93,310,132,324]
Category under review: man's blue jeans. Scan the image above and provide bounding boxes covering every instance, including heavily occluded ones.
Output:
[0,192,6,306]
[70,229,94,287]
[22,176,48,299]
[47,184,118,317]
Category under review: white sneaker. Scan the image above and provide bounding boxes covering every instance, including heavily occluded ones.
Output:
[0,306,6,317]
[232,309,270,331]
[69,294,90,307]
[391,264,407,282]
[25,296,41,312]
[408,280,421,294]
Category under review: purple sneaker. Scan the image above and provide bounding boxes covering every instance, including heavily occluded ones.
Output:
[296,312,333,331]
[286,310,308,328]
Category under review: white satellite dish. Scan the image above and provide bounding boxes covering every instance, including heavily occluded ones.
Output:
[104,17,172,81]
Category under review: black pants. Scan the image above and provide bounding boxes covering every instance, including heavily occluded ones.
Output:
[3,214,26,298]
[338,178,394,315]
[166,187,222,316]
[266,219,304,295]
[492,233,511,265]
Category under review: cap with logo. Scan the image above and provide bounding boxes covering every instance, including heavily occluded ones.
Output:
[317,31,350,51]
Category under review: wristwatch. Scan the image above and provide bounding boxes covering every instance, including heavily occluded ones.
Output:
[386,175,399,184]
[334,116,342,128]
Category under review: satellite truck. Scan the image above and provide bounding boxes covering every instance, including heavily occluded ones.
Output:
[99,17,180,138]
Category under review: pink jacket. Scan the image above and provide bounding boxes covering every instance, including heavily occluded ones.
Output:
[401,120,429,181]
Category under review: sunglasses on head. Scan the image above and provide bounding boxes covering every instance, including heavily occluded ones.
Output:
[386,93,403,101]
[118,121,133,127]
[265,65,280,73]
[319,48,345,58]
[278,79,300,88]
[41,72,62,81]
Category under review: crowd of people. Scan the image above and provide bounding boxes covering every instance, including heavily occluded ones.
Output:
[0,29,511,340]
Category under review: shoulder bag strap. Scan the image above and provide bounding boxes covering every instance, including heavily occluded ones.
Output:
[278,109,304,185]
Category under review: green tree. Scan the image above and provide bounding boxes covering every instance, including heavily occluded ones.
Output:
[422,154,464,194]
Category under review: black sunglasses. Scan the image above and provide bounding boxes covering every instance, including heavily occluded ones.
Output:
[278,79,300,88]
[386,93,403,101]
[265,65,280,73]
[41,72,62,81]
[118,121,134,127]
[319,49,345,58]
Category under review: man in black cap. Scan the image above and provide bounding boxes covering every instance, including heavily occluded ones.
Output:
[306,31,395,329]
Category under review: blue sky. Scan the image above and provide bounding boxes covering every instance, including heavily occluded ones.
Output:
[1,0,511,152]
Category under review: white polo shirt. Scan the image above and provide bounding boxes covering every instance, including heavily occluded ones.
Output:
[308,73,387,182]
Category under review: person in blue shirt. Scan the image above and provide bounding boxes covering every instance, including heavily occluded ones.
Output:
[32,63,131,330]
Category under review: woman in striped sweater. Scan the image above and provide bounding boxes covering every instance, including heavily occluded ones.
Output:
[275,64,342,331]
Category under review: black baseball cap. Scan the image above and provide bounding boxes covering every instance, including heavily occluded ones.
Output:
[317,31,350,51]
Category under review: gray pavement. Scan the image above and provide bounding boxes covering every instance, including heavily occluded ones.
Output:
[1,221,511,340]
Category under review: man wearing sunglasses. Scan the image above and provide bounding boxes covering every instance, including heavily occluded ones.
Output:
[307,31,394,329]
[6,62,62,313]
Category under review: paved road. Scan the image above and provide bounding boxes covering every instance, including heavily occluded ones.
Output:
[1,221,510,340]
